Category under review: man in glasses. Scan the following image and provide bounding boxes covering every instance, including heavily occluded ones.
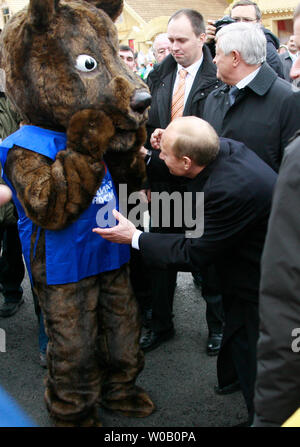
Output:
[206,0,284,78]
[152,33,171,64]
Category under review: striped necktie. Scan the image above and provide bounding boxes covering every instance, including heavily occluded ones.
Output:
[171,69,188,120]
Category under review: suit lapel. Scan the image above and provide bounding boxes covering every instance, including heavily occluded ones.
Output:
[157,69,177,128]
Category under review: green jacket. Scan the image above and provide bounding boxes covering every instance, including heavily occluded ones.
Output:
[0,94,21,226]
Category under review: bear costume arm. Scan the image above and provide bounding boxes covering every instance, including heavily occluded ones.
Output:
[5,109,115,230]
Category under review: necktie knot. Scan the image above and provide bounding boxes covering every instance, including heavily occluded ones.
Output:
[179,69,188,79]
[229,85,239,105]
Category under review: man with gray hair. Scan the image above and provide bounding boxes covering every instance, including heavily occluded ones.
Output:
[203,21,300,173]
[152,33,171,64]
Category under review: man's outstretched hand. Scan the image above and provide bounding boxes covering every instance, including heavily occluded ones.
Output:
[93,209,137,244]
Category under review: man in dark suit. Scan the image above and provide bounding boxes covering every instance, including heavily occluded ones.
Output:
[143,9,223,355]
[203,21,300,173]
[279,35,299,84]
[93,116,277,425]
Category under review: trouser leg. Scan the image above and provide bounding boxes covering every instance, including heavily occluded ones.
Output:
[217,297,258,424]
[201,265,224,334]
[0,225,25,303]
[129,247,152,321]
[98,264,155,417]
[150,267,177,334]
[204,295,224,334]
[230,302,258,424]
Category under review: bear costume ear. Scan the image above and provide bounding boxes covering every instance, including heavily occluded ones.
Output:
[27,0,59,31]
[85,0,124,22]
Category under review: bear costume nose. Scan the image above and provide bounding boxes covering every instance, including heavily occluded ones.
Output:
[130,90,152,114]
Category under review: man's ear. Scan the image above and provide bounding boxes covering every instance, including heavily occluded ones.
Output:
[198,33,206,46]
[84,0,124,22]
[232,50,241,67]
[183,156,192,170]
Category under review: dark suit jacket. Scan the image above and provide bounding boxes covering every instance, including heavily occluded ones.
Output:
[145,44,221,148]
[279,51,293,83]
[140,138,277,303]
[203,62,300,172]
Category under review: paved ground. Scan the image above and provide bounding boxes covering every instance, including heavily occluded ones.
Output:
[0,271,247,428]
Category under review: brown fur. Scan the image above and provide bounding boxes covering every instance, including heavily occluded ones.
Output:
[0,0,154,426]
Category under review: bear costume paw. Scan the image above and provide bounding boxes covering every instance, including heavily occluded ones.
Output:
[67,108,116,161]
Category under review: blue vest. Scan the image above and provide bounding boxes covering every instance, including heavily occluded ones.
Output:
[0,125,130,285]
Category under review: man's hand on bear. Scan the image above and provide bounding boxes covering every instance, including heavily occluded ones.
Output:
[67,109,116,160]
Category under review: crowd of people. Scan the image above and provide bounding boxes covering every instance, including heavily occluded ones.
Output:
[0,0,300,428]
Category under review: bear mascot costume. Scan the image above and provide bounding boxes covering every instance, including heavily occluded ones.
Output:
[0,0,155,427]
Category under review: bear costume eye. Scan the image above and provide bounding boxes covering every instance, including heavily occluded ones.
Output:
[75,55,97,72]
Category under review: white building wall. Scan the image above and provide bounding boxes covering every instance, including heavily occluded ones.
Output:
[0,0,28,29]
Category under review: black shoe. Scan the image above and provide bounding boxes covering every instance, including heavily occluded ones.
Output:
[0,298,24,318]
[206,332,222,356]
[140,328,175,352]
[214,380,241,395]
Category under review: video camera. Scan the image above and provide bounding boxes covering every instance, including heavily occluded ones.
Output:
[214,15,235,34]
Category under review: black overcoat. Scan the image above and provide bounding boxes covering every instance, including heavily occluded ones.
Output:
[203,62,300,172]
[254,135,300,426]
[140,138,277,417]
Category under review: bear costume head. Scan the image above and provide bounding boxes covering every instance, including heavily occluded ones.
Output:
[0,0,151,156]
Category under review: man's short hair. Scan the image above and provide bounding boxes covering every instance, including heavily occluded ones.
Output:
[119,45,134,56]
[171,118,220,166]
[216,22,266,65]
[168,9,205,36]
[230,0,262,21]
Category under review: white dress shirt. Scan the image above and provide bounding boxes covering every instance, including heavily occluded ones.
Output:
[235,66,261,90]
[172,56,203,107]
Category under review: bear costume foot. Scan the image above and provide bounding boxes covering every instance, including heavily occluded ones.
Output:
[100,384,155,417]
[50,408,102,427]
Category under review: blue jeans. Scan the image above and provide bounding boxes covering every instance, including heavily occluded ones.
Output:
[39,312,48,354]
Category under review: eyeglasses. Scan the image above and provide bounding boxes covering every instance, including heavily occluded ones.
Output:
[232,17,258,23]
[157,48,170,55]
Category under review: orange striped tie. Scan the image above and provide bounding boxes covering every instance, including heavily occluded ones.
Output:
[171,69,188,120]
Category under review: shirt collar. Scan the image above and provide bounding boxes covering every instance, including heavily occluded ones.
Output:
[177,55,203,77]
[235,66,261,90]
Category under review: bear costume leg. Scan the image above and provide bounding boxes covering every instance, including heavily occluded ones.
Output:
[97,266,155,417]
[31,231,154,426]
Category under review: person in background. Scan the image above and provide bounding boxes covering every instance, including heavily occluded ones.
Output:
[0,71,25,319]
[142,9,223,356]
[0,70,47,368]
[152,33,171,64]
[119,45,137,72]
[205,0,284,78]
[253,2,300,427]
[280,35,299,83]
